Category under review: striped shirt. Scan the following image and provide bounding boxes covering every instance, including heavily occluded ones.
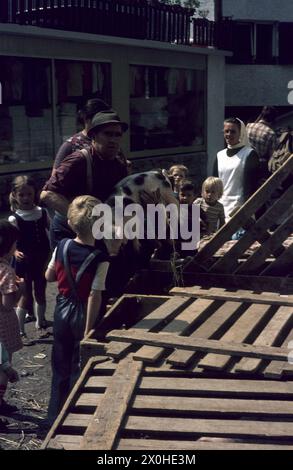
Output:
[194,198,225,235]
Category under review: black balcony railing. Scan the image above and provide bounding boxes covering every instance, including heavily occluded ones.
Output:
[0,1,232,49]
[193,17,233,50]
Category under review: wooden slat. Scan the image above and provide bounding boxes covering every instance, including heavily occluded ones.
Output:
[87,376,293,396]
[170,285,293,306]
[175,273,293,293]
[193,154,293,265]
[133,298,215,363]
[106,329,290,362]
[167,301,244,367]
[198,303,272,371]
[132,395,293,417]
[117,439,293,451]
[81,356,143,450]
[105,296,190,358]
[234,306,293,374]
[54,435,82,450]
[76,393,103,408]
[209,185,293,274]
[236,212,293,274]
[261,243,293,276]
[124,415,293,439]
[264,328,293,379]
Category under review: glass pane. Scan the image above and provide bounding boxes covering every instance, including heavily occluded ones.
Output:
[129,65,205,151]
[0,57,53,165]
[256,24,273,64]
[54,60,111,148]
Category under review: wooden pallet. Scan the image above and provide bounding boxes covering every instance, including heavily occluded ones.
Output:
[42,356,293,450]
[83,292,293,378]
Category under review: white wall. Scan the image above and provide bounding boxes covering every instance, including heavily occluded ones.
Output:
[225,65,293,107]
[223,0,293,22]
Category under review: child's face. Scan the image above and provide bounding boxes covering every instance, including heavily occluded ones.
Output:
[202,186,218,205]
[171,169,186,189]
[179,189,195,205]
[14,185,35,210]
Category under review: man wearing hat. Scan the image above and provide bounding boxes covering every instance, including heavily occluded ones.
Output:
[41,111,128,247]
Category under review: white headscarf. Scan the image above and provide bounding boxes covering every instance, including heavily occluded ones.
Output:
[227,118,249,150]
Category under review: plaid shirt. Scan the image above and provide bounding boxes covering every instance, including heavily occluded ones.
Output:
[246,121,277,162]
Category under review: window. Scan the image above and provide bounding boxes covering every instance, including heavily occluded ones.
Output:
[0,57,111,167]
[279,23,293,64]
[228,21,277,65]
[129,65,205,152]
[54,60,111,149]
[0,57,53,166]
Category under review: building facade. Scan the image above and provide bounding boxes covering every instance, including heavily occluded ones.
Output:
[221,0,293,124]
[0,4,229,209]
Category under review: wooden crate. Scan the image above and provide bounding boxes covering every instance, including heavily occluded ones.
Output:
[42,356,293,450]
[83,291,293,379]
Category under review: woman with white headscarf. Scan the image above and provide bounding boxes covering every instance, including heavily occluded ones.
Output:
[214,117,260,222]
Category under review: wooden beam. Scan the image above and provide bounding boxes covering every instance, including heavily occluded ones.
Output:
[170,285,293,306]
[167,301,244,368]
[133,298,215,363]
[106,296,190,358]
[198,303,272,371]
[81,356,143,450]
[234,306,293,374]
[118,439,293,451]
[106,329,290,362]
[171,273,293,293]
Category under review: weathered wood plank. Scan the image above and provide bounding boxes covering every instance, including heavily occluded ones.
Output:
[106,329,290,362]
[54,435,82,450]
[234,306,293,374]
[124,415,293,439]
[86,376,293,396]
[193,154,293,265]
[132,395,293,417]
[133,298,215,363]
[264,328,293,379]
[173,273,293,293]
[62,413,293,439]
[81,356,143,450]
[117,439,293,451]
[170,285,293,306]
[76,393,103,408]
[198,303,272,371]
[236,212,293,274]
[106,297,190,358]
[261,243,293,276]
[208,185,293,274]
[41,357,101,449]
[167,301,244,367]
